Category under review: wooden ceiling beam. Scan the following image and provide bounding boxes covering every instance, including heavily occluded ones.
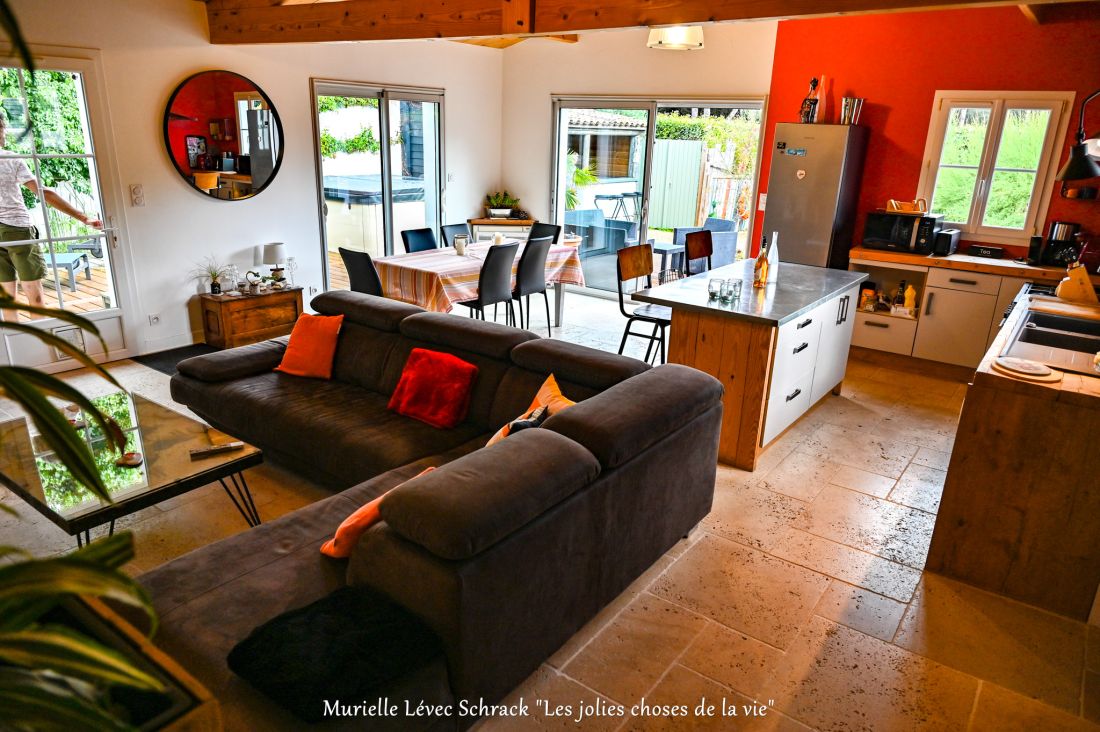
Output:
[1017,3,1046,22]
[203,0,1088,44]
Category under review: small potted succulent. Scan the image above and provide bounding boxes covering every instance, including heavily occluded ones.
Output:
[485,191,520,219]
[190,256,231,294]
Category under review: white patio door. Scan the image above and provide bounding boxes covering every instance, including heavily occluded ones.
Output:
[0,54,132,372]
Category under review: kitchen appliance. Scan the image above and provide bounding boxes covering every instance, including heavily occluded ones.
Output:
[762,123,868,269]
[969,244,1004,259]
[885,198,927,213]
[932,228,961,257]
[1042,220,1082,266]
[862,211,944,254]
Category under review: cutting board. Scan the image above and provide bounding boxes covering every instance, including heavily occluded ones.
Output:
[1027,296,1100,322]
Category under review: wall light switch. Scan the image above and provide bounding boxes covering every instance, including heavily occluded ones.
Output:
[446,172,456,183]
[130,184,145,207]
[758,193,767,211]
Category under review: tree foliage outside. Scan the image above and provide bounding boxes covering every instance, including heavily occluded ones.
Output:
[317,95,400,160]
[930,106,1049,230]
[655,110,761,178]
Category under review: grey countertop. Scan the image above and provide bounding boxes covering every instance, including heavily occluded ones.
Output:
[633,259,868,326]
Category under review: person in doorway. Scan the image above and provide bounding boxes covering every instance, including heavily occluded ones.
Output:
[0,114,103,321]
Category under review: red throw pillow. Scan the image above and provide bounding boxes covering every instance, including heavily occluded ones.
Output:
[274,314,344,379]
[321,467,435,558]
[388,348,479,429]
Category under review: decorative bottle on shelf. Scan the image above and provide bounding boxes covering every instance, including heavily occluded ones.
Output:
[769,230,780,274]
[753,235,770,289]
[904,284,917,312]
[894,280,907,306]
[798,78,820,124]
[816,75,828,123]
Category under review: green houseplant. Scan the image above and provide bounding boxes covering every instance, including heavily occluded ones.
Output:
[485,190,520,218]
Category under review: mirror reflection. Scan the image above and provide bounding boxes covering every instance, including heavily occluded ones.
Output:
[163,70,283,200]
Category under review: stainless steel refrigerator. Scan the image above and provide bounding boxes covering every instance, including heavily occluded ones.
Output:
[761,123,868,269]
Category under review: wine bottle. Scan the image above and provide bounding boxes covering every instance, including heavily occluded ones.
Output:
[754,235,770,289]
[798,78,820,124]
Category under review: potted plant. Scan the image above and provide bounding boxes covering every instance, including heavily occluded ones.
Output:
[190,256,231,294]
[485,191,520,219]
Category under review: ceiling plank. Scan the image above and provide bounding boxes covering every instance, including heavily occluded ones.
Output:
[1017,3,1046,22]
[453,32,578,49]
[502,0,535,32]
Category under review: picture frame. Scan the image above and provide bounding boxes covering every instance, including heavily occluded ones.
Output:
[185,135,207,168]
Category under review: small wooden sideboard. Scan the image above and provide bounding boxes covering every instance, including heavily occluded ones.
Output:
[468,218,535,241]
[200,287,303,349]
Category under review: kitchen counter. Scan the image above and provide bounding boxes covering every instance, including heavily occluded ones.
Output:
[634,259,867,326]
[849,246,1100,286]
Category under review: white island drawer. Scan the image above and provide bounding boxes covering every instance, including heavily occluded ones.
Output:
[771,311,823,392]
[927,268,1001,295]
[851,312,917,355]
[763,370,813,444]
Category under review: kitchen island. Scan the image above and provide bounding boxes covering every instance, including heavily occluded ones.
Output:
[635,260,867,470]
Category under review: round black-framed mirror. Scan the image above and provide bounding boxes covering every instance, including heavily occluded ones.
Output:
[163,70,284,200]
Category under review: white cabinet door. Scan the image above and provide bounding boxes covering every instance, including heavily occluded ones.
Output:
[912,286,997,367]
[811,285,859,404]
[988,278,1028,347]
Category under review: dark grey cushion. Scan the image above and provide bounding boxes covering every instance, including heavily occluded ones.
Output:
[176,337,288,383]
[510,338,650,390]
[542,364,723,469]
[379,430,600,560]
[311,291,423,331]
[399,312,538,360]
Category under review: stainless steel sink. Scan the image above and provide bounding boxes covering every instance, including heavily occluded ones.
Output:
[1003,310,1100,376]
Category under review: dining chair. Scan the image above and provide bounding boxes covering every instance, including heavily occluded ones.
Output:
[457,242,519,326]
[401,228,438,253]
[528,222,562,244]
[616,243,671,365]
[512,235,554,337]
[338,247,383,296]
[441,223,470,248]
[683,229,714,276]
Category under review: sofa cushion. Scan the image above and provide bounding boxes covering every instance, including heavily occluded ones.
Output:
[378,429,600,561]
[311,291,423,331]
[542,364,723,469]
[329,322,405,394]
[177,337,288,383]
[322,468,436,559]
[388,348,479,429]
[399,312,537,360]
[275,314,344,379]
[171,372,485,485]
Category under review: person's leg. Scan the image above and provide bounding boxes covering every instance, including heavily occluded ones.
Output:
[0,280,17,322]
[8,230,47,319]
[0,242,16,322]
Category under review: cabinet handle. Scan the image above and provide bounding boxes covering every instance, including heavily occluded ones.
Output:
[925,291,935,316]
[841,295,850,323]
[785,388,802,402]
[793,342,810,354]
[864,321,889,329]
[797,317,813,329]
[836,298,844,326]
[949,277,978,286]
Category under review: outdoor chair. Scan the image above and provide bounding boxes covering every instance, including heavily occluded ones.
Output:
[457,242,518,326]
[673,217,740,271]
[616,243,671,365]
[401,228,438,253]
[511,236,554,337]
[48,251,91,292]
[338,248,384,296]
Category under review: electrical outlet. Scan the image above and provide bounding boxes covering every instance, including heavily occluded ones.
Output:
[758,192,767,211]
[147,313,161,326]
[130,184,145,207]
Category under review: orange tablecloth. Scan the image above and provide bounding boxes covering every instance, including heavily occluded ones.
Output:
[375,240,585,313]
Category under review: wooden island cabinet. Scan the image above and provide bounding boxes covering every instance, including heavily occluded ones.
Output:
[199,287,303,349]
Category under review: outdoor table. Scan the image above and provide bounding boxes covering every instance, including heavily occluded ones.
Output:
[375,239,585,327]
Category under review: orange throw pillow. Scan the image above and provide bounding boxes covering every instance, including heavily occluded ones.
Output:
[321,467,435,558]
[274,314,344,379]
[487,374,575,447]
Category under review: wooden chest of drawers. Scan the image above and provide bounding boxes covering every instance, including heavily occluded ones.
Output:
[199,287,303,349]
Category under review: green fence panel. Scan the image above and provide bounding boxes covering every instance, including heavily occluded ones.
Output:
[649,139,704,230]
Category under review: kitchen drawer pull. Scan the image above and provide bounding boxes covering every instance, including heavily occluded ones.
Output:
[864,321,889,329]
[949,277,978,286]
[925,291,935,316]
[793,342,809,354]
[785,388,802,402]
[796,317,813,329]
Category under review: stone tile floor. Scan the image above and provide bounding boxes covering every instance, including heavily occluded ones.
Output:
[2,292,1098,731]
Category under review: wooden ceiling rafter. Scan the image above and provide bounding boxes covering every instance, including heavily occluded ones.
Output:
[202,0,1096,44]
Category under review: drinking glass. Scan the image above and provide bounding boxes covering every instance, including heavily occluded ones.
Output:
[708,278,723,300]
[726,278,742,302]
[718,280,734,303]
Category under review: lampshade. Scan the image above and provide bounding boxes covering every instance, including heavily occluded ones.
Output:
[263,242,287,265]
[646,26,704,51]
[1056,142,1100,182]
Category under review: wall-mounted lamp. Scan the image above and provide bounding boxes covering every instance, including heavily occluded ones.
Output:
[1056,88,1100,199]
[646,26,705,51]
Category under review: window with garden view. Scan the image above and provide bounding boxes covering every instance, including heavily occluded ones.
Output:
[919,92,1068,241]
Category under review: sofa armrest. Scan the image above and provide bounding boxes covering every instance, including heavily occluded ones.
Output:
[379,429,600,561]
[176,337,288,382]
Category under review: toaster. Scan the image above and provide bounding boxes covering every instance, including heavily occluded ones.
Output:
[932,228,961,257]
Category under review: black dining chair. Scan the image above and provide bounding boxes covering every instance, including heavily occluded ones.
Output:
[338,247,383,297]
[683,229,714,276]
[457,242,519,326]
[616,243,672,365]
[401,228,438,253]
[527,222,562,244]
[512,236,554,337]
[441,223,470,248]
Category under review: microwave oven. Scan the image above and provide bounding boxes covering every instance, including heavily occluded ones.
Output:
[863,212,945,254]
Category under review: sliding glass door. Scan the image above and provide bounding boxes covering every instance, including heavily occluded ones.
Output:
[552,98,763,292]
[312,81,443,291]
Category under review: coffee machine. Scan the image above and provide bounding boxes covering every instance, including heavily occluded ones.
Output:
[1041,221,1082,266]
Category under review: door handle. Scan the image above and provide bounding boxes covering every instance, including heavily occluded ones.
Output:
[796,317,813,329]
[864,321,889,329]
[785,388,802,402]
[925,291,935,316]
[793,342,809,354]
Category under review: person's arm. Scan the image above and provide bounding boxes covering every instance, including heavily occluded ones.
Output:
[22,180,103,228]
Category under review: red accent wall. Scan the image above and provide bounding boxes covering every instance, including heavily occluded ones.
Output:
[752,5,1100,258]
[166,71,254,174]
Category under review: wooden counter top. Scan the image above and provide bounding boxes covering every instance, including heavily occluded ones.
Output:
[468,218,536,226]
[849,246,1100,286]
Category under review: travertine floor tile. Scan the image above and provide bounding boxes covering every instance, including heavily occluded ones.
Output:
[800,423,918,479]
[803,394,887,432]
[768,527,921,602]
[969,682,1100,732]
[911,446,951,471]
[477,665,623,732]
[757,450,838,503]
[766,616,979,732]
[791,484,935,569]
[702,484,805,552]
[889,463,947,513]
[812,580,908,642]
[650,535,829,650]
[679,622,784,699]
[894,574,1085,713]
[563,593,706,707]
[863,368,963,398]
[828,464,896,499]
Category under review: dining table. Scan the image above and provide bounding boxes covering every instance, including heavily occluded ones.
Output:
[374,239,585,326]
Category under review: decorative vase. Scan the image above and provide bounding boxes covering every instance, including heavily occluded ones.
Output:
[249,283,261,295]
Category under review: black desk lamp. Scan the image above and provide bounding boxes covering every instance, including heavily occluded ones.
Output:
[1056,88,1100,195]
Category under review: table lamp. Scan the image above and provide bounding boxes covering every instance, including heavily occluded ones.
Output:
[263,242,287,280]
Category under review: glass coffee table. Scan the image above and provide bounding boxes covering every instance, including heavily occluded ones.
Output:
[0,392,263,547]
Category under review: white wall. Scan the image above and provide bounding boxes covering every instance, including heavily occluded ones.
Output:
[500,23,779,222]
[10,0,503,352]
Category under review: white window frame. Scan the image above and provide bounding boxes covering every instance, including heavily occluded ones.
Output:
[915,90,1073,246]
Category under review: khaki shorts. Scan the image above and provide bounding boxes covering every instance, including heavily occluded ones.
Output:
[0,223,45,282]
